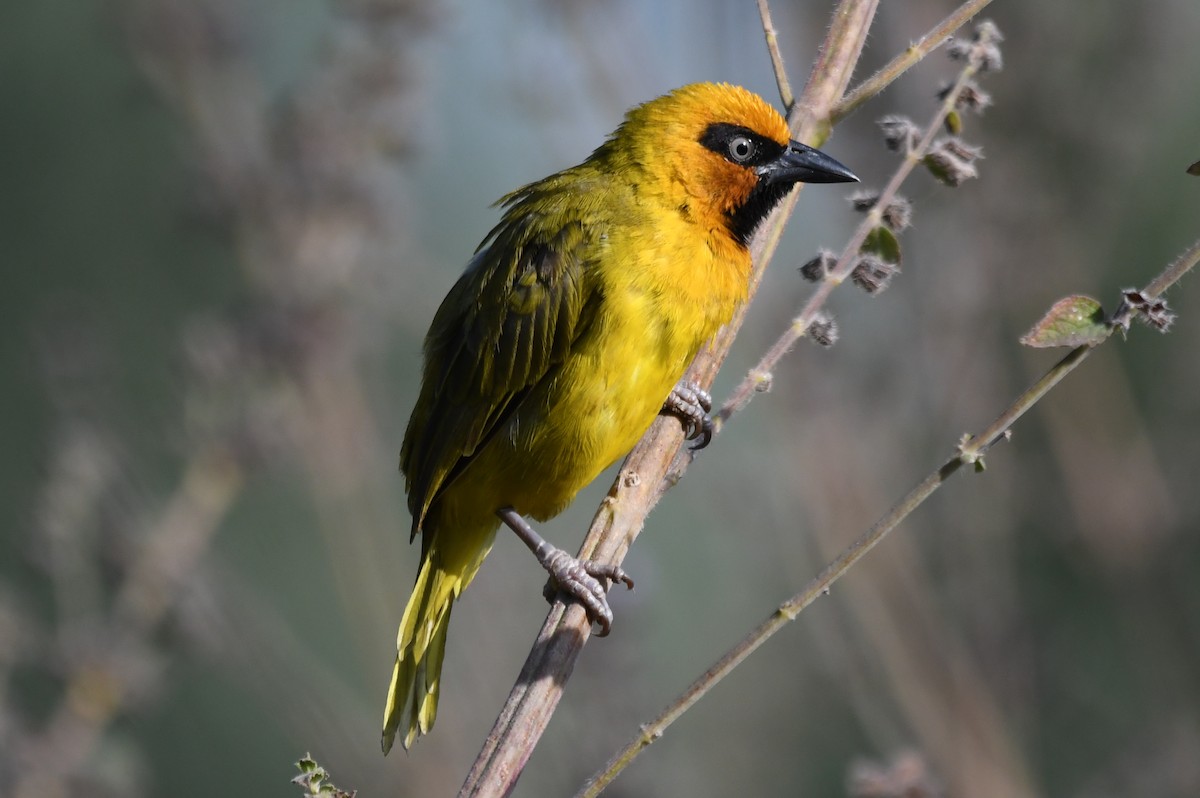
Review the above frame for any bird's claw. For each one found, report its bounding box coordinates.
[541,550,634,637]
[663,381,714,450]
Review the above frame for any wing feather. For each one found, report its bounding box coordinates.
[400,205,599,538]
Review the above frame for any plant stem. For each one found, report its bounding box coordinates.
[719,40,988,427]
[832,0,995,123]
[757,0,794,112]
[577,235,1200,795]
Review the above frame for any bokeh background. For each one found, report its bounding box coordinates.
[4,0,1200,796]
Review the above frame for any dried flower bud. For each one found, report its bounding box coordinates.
[800,249,836,282]
[940,137,983,163]
[851,254,899,295]
[924,139,979,186]
[880,196,913,232]
[938,80,992,113]
[849,193,913,233]
[878,115,919,153]
[807,312,838,347]
[974,42,1004,72]
[849,191,881,213]
[946,38,971,62]
[752,370,774,392]
[1121,288,1176,332]
[959,81,992,112]
[975,19,1005,43]
[948,20,1004,71]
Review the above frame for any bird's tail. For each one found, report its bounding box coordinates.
[382,522,497,753]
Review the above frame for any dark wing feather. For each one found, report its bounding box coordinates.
[400,206,598,539]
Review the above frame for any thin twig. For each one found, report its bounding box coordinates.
[457,2,880,795]
[832,0,995,123]
[1143,240,1199,298]
[756,0,794,112]
[577,236,1200,795]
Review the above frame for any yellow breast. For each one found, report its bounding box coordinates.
[491,209,749,520]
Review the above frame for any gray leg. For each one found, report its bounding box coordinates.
[497,507,634,636]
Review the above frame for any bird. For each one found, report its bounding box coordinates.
[383,82,857,753]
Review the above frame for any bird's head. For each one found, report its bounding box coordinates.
[604,82,858,245]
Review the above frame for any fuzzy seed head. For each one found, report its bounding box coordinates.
[946,38,971,61]
[938,80,992,114]
[807,312,839,347]
[881,196,913,232]
[947,20,1004,71]
[851,255,899,295]
[878,115,920,153]
[849,191,881,213]
[924,139,980,186]
[975,42,1004,72]
[800,249,836,282]
[849,192,912,233]
[1121,289,1176,332]
[975,20,1004,43]
[940,137,983,163]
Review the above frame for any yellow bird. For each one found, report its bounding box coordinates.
[383,82,856,753]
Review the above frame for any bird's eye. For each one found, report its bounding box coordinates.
[728,135,756,163]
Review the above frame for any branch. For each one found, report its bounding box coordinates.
[457,1,879,795]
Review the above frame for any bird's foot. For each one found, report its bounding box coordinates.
[539,549,633,637]
[498,507,634,637]
[662,380,714,449]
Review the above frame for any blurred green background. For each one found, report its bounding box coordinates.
[4,0,1200,796]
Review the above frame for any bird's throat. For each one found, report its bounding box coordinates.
[726,180,794,246]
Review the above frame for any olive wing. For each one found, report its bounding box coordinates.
[400,216,598,537]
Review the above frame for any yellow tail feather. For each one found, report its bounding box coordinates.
[381,522,498,753]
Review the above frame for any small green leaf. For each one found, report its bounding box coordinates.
[1188,159,1200,176]
[294,754,320,779]
[861,226,901,265]
[1020,295,1109,348]
[293,754,356,798]
[944,109,963,135]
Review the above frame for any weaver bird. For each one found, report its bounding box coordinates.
[384,82,856,752]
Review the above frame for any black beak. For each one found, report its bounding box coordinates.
[758,140,858,185]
